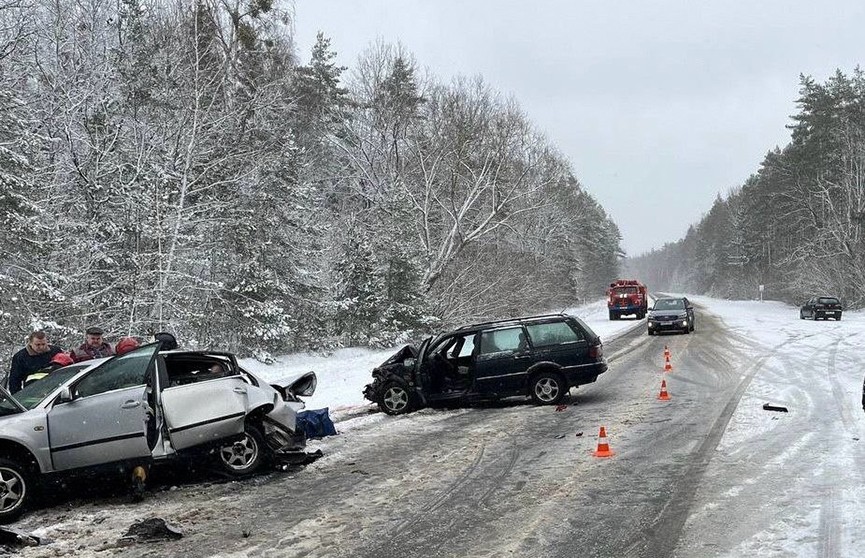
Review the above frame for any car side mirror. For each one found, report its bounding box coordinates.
[58,387,73,403]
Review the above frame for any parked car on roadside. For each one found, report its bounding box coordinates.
[0,343,316,522]
[800,296,843,320]
[363,313,608,415]
[647,297,695,335]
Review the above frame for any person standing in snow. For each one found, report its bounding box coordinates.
[8,330,63,393]
[71,326,115,362]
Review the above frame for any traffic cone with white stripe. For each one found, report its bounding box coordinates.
[592,426,614,458]
[663,345,671,359]
[663,353,673,372]
[658,379,671,401]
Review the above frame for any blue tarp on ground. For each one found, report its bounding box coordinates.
[296,408,338,439]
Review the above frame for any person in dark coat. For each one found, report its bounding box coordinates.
[71,326,115,362]
[153,331,177,351]
[8,331,63,393]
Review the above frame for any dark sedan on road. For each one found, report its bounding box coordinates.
[647,297,695,335]
[800,296,842,320]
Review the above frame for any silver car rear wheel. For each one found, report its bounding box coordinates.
[218,426,265,476]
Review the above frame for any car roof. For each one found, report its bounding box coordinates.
[452,313,571,332]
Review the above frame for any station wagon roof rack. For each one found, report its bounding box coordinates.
[455,313,569,332]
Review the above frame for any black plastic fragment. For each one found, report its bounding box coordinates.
[762,403,788,413]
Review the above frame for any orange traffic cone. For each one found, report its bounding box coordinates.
[658,379,671,400]
[663,345,671,359]
[663,354,673,372]
[592,426,614,458]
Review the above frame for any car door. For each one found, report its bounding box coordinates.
[158,357,248,451]
[48,343,159,471]
[473,326,533,395]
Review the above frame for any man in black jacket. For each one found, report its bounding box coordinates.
[8,331,63,393]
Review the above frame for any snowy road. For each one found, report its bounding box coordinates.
[13,298,865,557]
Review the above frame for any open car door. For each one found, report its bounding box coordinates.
[48,343,159,471]
[158,355,248,451]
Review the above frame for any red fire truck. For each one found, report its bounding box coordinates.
[606,279,648,320]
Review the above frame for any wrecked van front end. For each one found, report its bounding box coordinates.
[363,339,430,415]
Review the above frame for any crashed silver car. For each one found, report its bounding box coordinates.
[0,343,315,522]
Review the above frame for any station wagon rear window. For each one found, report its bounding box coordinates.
[526,321,583,347]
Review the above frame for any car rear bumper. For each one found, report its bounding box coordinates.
[816,311,842,319]
[562,361,607,387]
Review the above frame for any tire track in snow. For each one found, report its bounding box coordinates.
[358,431,521,558]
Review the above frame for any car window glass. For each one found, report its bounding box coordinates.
[448,335,475,358]
[75,344,159,398]
[655,299,684,310]
[818,297,839,304]
[479,327,522,354]
[526,321,582,347]
[0,392,22,417]
[13,365,88,409]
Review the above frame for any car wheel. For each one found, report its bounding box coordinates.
[530,372,567,405]
[800,311,805,320]
[647,329,653,336]
[0,458,31,524]
[378,382,415,415]
[218,425,266,477]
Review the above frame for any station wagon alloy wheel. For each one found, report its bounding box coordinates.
[380,383,413,415]
[531,373,566,405]
[0,459,28,522]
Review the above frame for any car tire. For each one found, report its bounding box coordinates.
[647,329,653,336]
[529,372,567,405]
[218,425,266,477]
[0,458,31,524]
[378,382,415,415]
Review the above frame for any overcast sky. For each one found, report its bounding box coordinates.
[292,1,865,256]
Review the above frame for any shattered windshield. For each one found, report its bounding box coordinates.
[0,387,26,416]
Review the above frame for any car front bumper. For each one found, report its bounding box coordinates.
[647,319,689,331]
